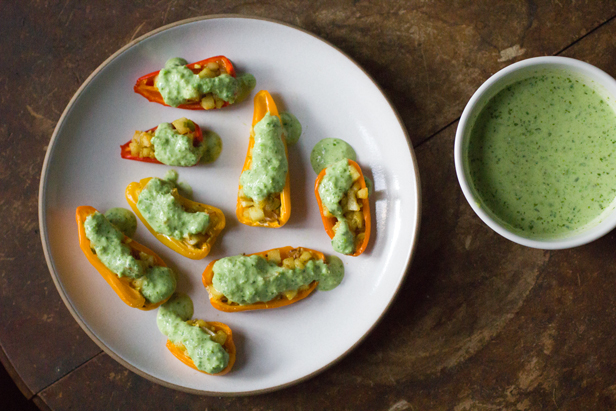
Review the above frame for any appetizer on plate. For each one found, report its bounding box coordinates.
[157,293,235,375]
[76,206,176,310]
[125,177,225,260]
[202,246,344,312]
[121,117,214,167]
[237,90,291,227]
[134,56,256,109]
[315,159,371,256]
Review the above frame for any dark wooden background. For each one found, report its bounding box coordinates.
[3,1,616,410]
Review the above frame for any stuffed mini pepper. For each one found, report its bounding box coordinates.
[134,56,255,110]
[315,159,371,256]
[121,117,214,166]
[76,206,176,310]
[157,293,235,375]
[125,177,225,260]
[236,90,291,227]
[202,246,344,312]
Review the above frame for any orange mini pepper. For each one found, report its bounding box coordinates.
[125,177,226,260]
[236,90,291,228]
[133,56,236,110]
[75,205,172,310]
[165,321,236,375]
[202,246,321,312]
[314,159,371,257]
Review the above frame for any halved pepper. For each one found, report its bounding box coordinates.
[236,90,291,227]
[202,246,321,312]
[133,56,236,110]
[125,177,226,259]
[75,205,172,310]
[315,159,371,257]
[166,321,236,376]
[120,120,203,164]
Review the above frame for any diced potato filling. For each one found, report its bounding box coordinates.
[180,205,216,250]
[197,61,228,110]
[171,117,196,134]
[187,319,228,346]
[241,193,282,223]
[322,167,368,250]
[129,118,195,159]
[129,130,156,159]
[273,248,316,300]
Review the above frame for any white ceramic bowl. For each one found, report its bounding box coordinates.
[455,56,616,249]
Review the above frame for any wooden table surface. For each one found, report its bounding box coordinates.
[3,1,616,409]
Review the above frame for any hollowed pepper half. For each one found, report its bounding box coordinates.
[120,119,203,164]
[125,177,225,259]
[133,56,236,110]
[166,321,236,376]
[236,90,291,227]
[76,205,172,310]
[202,246,322,312]
[315,159,371,256]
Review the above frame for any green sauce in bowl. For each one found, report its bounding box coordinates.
[468,71,616,238]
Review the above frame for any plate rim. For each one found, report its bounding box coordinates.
[38,14,422,396]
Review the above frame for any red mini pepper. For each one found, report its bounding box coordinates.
[133,56,236,110]
[120,121,203,164]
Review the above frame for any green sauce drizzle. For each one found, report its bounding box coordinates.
[212,254,344,305]
[151,123,206,167]
[157,293,229,373]
[136,178,209,240]
[155,57,256,108]
[239,112,288,202]
[103,207,137,238]
[318,159,356,254]
[310,138,357,174]
[84,211,175,303]
[280,112,302,145]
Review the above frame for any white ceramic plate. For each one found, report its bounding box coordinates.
[39,16,421,395]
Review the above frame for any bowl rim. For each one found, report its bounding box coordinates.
[454,56,616,250]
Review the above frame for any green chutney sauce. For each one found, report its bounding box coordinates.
[151,122,206,167]
[84,211,175,303]
[137,178,209,239]
[280,112,302,145]
[157,293,229,373]
[318,159,356,254]
[156,57,256,108]
[103,207,137,238]
[310,138,356,174]
[211,254,344,305]
[468,71,616,237]
[239,112,288,202]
